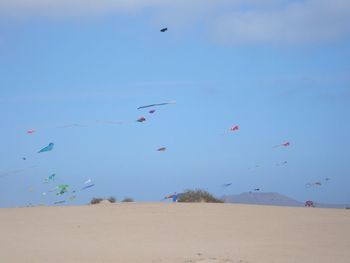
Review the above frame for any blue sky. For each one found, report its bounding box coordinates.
[0,0,350,207]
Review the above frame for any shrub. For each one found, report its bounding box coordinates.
[177,189,223,203]
[122,197,134,202]
[107,196,117,203]
[90,197,104,205]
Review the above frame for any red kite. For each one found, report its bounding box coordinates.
[27,129,36,134]
[230,125,239,132]
[137,116,146,123]
[274,141,290,148]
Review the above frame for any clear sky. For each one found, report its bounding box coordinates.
[1,0,350,207]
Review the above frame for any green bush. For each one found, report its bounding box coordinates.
[178,189,223,203]
[107,196,117,203]
[122,197,134,202]
[90,197,104,205]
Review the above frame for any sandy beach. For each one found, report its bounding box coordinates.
[0,203,349,263]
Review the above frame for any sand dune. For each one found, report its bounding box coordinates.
[0,203,349,263]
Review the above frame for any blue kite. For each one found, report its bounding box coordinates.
[137,100,176,110]
[81,184,95,191]
[38,143,54,153]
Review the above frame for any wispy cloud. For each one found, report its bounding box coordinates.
[0,80,191,103]
[211,0,350,45]
[0,0,228,17]
[0,0,349,45]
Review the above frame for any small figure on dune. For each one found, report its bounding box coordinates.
[305,200,315,207]
[164,192,178,202]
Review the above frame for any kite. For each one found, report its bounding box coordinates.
[38,143,54,153]
[84,178,92,184]
[253,188,260,191]
[230,125,239,132]
[325,177,330,181]
[222,183,232,187]
[305,181,322,188]
[276,161,288,166]
[149,110,156,114]
[81,184,95,191]
[137,116,146,123]
[44,173,56,183]
[221,124,239,135]
[22,157,26,161]
[160,28,168,32]
[56,184,69,195]
[157,147,167,152]
[273,141,290,148]
[137,100,176,110]
[27,129,36,134]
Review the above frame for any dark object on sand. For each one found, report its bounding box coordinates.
[305,200,315,207]
[108,196,117,203]
[122,197,134,202]
[90,197,103,205]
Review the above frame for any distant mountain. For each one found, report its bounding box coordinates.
[312,203,350,209]
[222,192,350,209]
[222,192,304,206]
[222,192,304,207]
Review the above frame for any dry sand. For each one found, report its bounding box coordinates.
[0,203,349,263]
